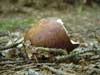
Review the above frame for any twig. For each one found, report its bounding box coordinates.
[34,47,67,55]
[0,37,24,51]
[43,65,75,75]
[60,63,100,73]
[55,49,100,63]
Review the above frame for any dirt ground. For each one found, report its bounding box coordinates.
[0,6,100,75]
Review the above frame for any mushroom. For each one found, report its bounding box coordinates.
[25,18,79,53]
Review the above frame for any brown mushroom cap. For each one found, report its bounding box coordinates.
[25,18,79,53]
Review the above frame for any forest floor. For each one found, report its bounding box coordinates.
[0,7,100,75]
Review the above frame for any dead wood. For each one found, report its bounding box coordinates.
[0,37,24,51]
[55,49,100,63]
[43,65,75,75]
[34,47,67,55]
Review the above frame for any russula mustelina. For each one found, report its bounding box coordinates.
[25,18,79,53]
